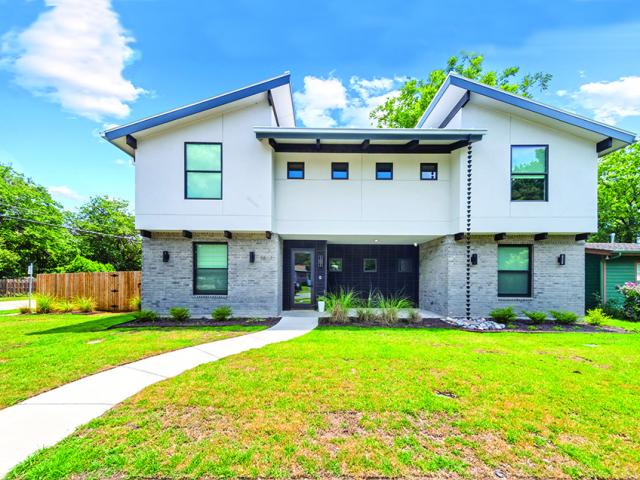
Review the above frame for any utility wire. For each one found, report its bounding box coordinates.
[0,214,139,240]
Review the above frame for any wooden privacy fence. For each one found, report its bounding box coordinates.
[0,277,34,296]
[36,271,141,311]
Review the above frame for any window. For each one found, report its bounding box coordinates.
[398,258,413,273]
[287,162,304,179]
[185,143,222,199]
[194,243,228,295]
[497,245,532,297]
[331,162,349,180]
[511,145,548,201]
[376,163,393,180]
[328,258,343,272]
[363,258,377,272]
[420,163,438,181]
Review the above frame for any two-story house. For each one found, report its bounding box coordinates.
[102,72,636,317]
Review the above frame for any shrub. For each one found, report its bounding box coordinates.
[129,296,141,311]
[34,294,55,314]
[408,309,422,323]
[133,309,158,321]
[549,310,579,325]
[356,308,374,323]
[169,307,190,321]
[522,310,547,325]
[618,282,640,321]
[212,305,233,321]
[584,307,610,326]
[56,255,115,273]
[75,297,96,313]
[19,306,33,314]
[55,300,75,313]
[489,306,517,322]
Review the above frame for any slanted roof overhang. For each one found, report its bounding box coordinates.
[255,127,485,154]
[416,73,637,156]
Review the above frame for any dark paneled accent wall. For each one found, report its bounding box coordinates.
[326,244,419,303]
[282,240,327,310]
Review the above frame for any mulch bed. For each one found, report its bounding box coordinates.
[109,317,281,329]
[319,317,456,329]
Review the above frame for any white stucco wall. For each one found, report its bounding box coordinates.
[134,101,273,231]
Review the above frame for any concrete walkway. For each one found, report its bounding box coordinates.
[0,315,317,477]
[0,299,29,311]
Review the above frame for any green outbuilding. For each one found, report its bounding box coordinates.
[585,243,640,310]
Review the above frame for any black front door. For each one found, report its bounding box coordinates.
[291,249,315,309]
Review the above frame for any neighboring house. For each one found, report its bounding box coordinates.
[585,243,640,309]
[102,72,636,317]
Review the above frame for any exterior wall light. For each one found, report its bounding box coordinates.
[557,254,566,265]
[162,251,170,263]
[471,253,478,265]
[249,251,255,263]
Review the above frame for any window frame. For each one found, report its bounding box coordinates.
[497,244,533,298]
[331,162,349,180]
[375,162,393,180]
[420,163,438,181]
[184,142,223,200]
[287,162,305,179]
[363,258,378,273]
[510,145,549,202]
[193,242,229,295]
[328,258,343,272]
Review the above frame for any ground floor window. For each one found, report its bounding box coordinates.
[363,258,377,272]
[194,243,228,295]
[497,245,532,297]
[329,258,342,272]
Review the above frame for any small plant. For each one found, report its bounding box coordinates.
[489,306,517,322]
[522,310,547,325]
[356,308,374,323]
[584,308,610,326]
[169,306,190,321]
[552,325,564,331]
[380,306,399,324]
[19,306,33,314]
[249,317,267,323]
[133,309,158,321]
[212,305,233,321]
[34,294,55,314]
[75,297,97,313]
[549,310,579,325]
[55,299,75,313]
[376,293,413,309]
[527,325,537,331]
[129,296,142,311]
[331,304,349,323]
[408,309,422,323]
[506,322,516,329]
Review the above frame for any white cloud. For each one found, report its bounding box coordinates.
[556,89,568,97]
[48,185,85,201]
[573,76,640,124]
[293,75,404,128]
[1,0,145,121]
[114,158,131,166]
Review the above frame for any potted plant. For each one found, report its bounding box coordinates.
[317,297,326,313]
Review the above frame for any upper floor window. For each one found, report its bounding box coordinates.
[287,162,305,179]
[420,163,438,181]
[498,245,532,297]
[331,162,349,180]
[185,143,222,199]
[511,145,548,201]
[376,163,393,180]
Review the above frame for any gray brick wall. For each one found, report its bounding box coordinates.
[142,232,281,317]
[420,235,585,317]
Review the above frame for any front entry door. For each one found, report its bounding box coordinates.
[291,249,315,309]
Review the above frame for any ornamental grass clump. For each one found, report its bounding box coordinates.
[34,294,55,314]
[75,297,97,313]
[54,300,75,313]
[129,296,142,312]
[407,309,422,323]
[356,308,374,323]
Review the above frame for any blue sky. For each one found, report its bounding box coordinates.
[1,0,639,210]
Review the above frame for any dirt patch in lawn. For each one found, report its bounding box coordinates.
[319,317,456,329]
[109,317,280,329]
[502,320,628,333]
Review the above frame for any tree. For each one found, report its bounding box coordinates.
[0,164,78,277]
[56,255,115,273]
[591,144,640,243]
[371,52,552,128]
[72,196,141,271]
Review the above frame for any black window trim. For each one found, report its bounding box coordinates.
[331,162,349,180]
[184,142,223,200]
[497,244,533,298]
[420,162,438,181]
[287,161,305,179]
[375,162,393,180]
[193,242,229,295]
[510,144,549,202]
[328,257,343,272]
[363,258,378,273]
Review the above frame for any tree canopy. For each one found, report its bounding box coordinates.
[371,53,552,128]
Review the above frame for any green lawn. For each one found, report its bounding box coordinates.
[0,295,28,302]
[0,312,265,408]
[9,324,640,479]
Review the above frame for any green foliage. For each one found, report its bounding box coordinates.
[356,308,374,323]
[584,308,611,326]
[169,307,190,321]
[323,288,360,312]
[591,144,640,243]
[55,300,75,313]
[74,297,97,313]
[134,310,158,321]
[408,309,422,323]
[212,305,233,321]
[375,293,413,309]
[522,310,547,324]
[489,306,517,322]
[549,310,579,325]
[380,306,399,324]
[371,52,552,128]
[618,283,640,321]
[71,196,141,271]
[34,294,55,314]
[56,255,115,273]
[19,306,32,314]
[129,296,141,312]
[331,303,349,323]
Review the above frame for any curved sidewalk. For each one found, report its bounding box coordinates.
[0,315,317,477]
